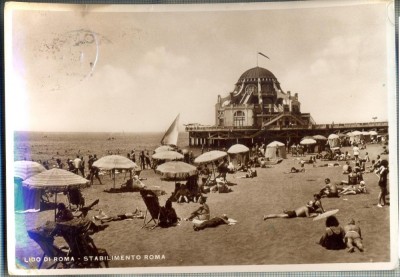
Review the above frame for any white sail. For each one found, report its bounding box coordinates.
[161,114,180,146]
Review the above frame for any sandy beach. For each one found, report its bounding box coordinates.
[12,143,391,271]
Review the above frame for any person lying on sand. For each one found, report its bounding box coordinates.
[95,208,144,223]
[185,196,210,221]
[284,167,305,173]
[339,181,367,195]
[310,194,324,214]
[54,203,108,234]
[193,214,230,231]
[263,201,318,220]
[234,168,257,178]
[343,219,364,252]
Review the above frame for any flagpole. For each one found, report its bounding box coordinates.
[256,51,258,67]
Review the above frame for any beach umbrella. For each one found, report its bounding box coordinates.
[22,168,89,220]
[93,155,140,188]
[369,130,378,136]
[337,133,347,138]
[14,161,46,180]
[154,145,175,153]
[227,144,249,154]
[152,151,184,161]
[194,150,227,164]
[300,138,317,145]
[156,161,197,181]
[301,136,314,141]
[93,155,139,171]
[352,131,362,136]
[362,131,370,136]
[328,134,339,139]
[267,141,285,147]
[313,135,327,140]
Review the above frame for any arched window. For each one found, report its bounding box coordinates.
[234,111,245,127]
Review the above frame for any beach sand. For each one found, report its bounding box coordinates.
[12,144,391,270]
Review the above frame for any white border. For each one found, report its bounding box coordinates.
[5,1,398,275]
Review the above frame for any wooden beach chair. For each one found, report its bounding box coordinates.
[27,222,69,269]
[140,189,161,230]
[56,218,110,268]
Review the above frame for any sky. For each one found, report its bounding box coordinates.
[6,1,394,132]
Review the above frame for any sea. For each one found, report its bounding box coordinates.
[13,131,194,166]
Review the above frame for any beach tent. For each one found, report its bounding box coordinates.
[369,130,378,141]
[361,131,371,143]
[327,134,340,149]
[265,141,287,160]
[352,131,363,144]
[346,132,355,144]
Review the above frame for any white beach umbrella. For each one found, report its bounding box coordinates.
[328,134,339,139]
[152,151,184,161]
[369,130,378,136]
[267,141,285,147]
[300,138,317,145]
[194,150,227,164]
[227,144,250,154]
[312,135,327,140]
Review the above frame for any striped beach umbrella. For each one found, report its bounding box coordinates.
[14,161,46,180]
[194,150,227,164]
[156,161,197,181]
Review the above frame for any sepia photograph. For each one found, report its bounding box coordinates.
[4,0,397,274]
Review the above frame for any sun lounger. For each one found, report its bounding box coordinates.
[140,189,162,230]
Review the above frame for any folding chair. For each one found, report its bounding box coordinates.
[140,189,161,230]
[27,222,70,269]
[66,188,85,211]
[56,218,110,268]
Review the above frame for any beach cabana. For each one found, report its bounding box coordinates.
[369,130,378,142]
[327,134,340,149]
[265,141,287,160]
[361,131,371,143]
[346,132,355,144]
[227,144,249,166]
[352,131,363,144]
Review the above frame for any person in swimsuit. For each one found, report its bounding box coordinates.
[319,215,346,250]
[185,196,210,221]
[343,219,364,252]
[263,201,318,220]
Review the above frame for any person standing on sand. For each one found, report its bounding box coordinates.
[79,156,85,177]
[145,151,152,168]
[140,151,146,170]
[73,155,81,175]
[343,219,364,252]
[376,159,389,208]
[263,201,318,220]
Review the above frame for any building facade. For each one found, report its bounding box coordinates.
[215,67,315,129]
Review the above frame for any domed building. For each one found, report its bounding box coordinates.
[215,66,315,128]
[186,66,386,148]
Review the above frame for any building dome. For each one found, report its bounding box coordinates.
[237,67,277,83]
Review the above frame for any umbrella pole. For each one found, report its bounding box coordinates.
[54,192,57,221]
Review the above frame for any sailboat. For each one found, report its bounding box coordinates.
[160,114,180,147]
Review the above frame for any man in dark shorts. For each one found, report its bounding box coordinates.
[263,201,317,220]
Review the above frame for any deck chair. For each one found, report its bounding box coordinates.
[56,218,110,268]
[66,188,85,211]
[27,222,70,269]
[140,189,161,230]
